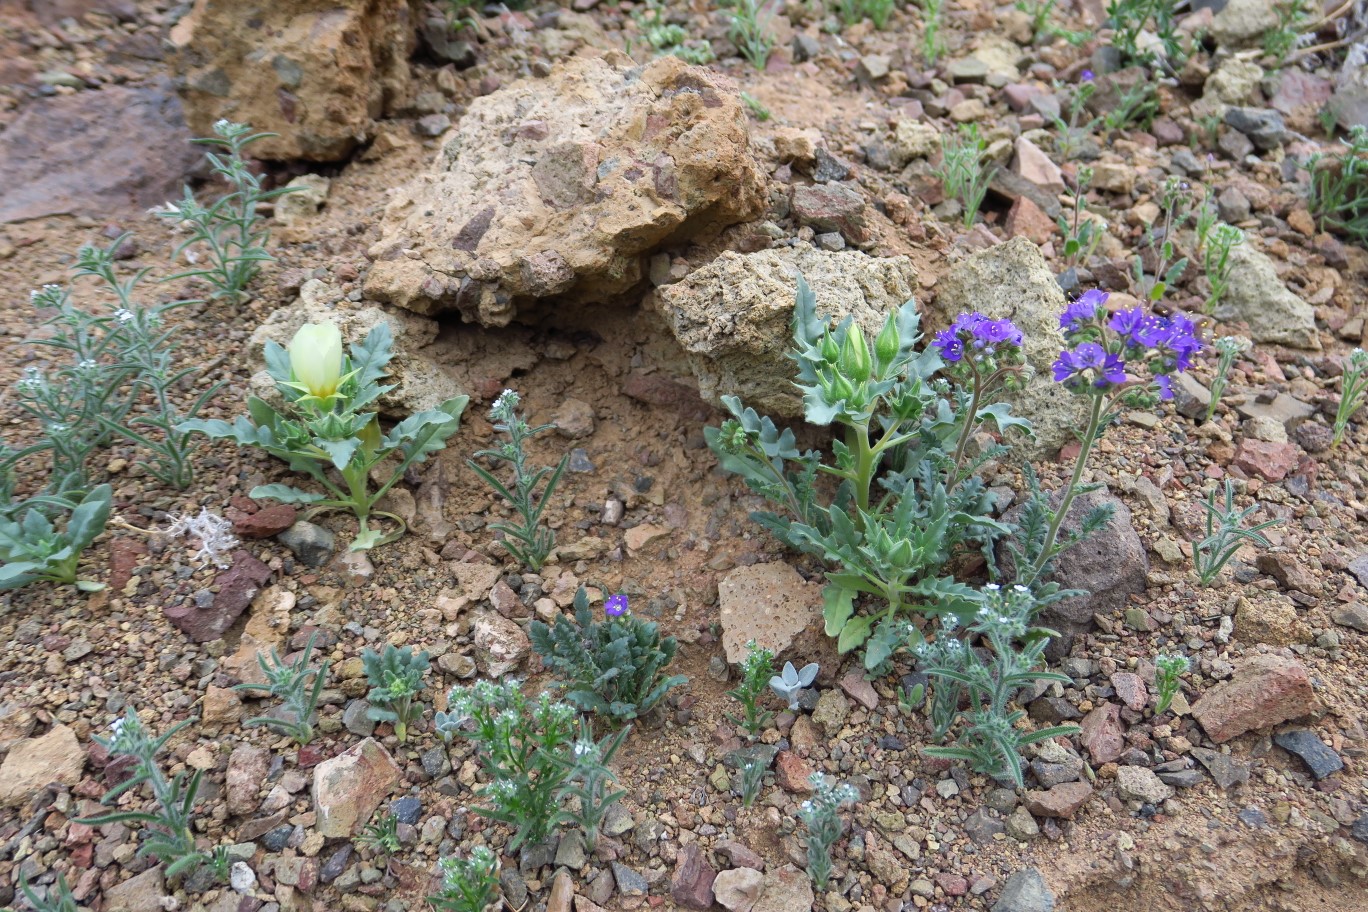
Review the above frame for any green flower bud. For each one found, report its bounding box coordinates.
[841,329,872,383]
[820,330,840,364]
[874,312,899,371]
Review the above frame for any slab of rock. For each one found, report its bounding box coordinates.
[1116,765,1174,804]
[1191,746,1251,789]
[1079,702,1125,764]
[0,81,200,223]
[227,744,270,816]
[365,55,765,326]
[932,238,1090,458]
[750,865,814,912]
[168,0,417,161]
[992,868,1055,912]
[671,843,717,909]
[165,550,272,642]
[1232,439,1302,482]
[1213,245,1319,350]
[472,612,530,677]
[1330,43,1368,131]
[1022,781,1092,818]
[718,562,823,664]
[713,867,764,912]
[1273,729,1344,779]
[1331,602,1368,632]
[1192,654,1316,743]
[652,244,917,416]
[313,738,401,838]
[250,298,466,418]
[103,866,167,912]
[0,724,84,806]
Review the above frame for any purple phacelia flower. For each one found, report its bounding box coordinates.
[1060,289,1110,334]
[1053,342,1126,389]
[1081,69,1095,82]
[605,594,629,618]
[935,312,1023,363]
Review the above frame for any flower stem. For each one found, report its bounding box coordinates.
[1027,394,1105,582]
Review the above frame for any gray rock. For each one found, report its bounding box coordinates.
[390,795,422,825]
[1224,107,1286,150]
[415,114,452,137]
[472,612,530,677]
[1353,813,1368,843]
[103,867,167,912]
[1331,602,1368,632]
[963,808,1005,843]
[278,521,336,568]
[1346,553,1368,589]
[320,845,353,884]
[1116,765,1174,804]
[554,830,587,868]
[343,700,377,737]
[651,244,916,418]
[1190,746,1251,789]
[1212,245,1319,350]
[1273,729,1344,779]
[932,237,1090,459]
[500,869,529,910]
[1210,0,1278,48]
[1330,43,1368,130]
[992,868,1055,912]
[612,862,649,896]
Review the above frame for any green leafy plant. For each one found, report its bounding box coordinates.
[1193,479,1282,586]
[80,711,222,883]
[1153,653,1189,715]
[1193,197,1219,254]
[555,721,629,852]
[363,644,430,743]
[1132,177,1192,302]
[1047,79,1103,159]
[917,0,945,64]
[0,484,111,591]
[633,1,715,63]
[708,284,1029,670]
[768,660,818,711]
[1057,166,1107,267]
[1102,80,1159,132]
[182,320,468,550]
[18,871,81,912]
[919,584,1080,787]
[797,774,857,890]
[1016,0,1087,43]
[1204,335,1245,424]
[529,588,686,725]
[722,0,775,70]
[1202,223,1245,313]
[742,92,772,121]
[727,641,776,736]
[1105,0,1184,69]
[936,124,997,228]
[233,632,329,745]
[467,389,566,572]
[429,846,500,912]
[1305,124,1368,243]
[357,812,402,855]
[833,0,896,29]
[1334,348,1368,446]
[737,756,766,808]
[436,679,576,851]
[1263,0,1310,65]
[155,120,295,304]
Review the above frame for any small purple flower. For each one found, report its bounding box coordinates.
[1154,374,1174,400]
[1081,69,1095,82]
[1060,289,1110,334]
[605,594,629,618]
[935,312,1022,363]
[975,318,1023,347]
[1053,342,1126,389]
[933,326,965,362]
[1108,307,1148,342]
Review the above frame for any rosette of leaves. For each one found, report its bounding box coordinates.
[181,321,468,550]
[362,644,429,743]
[529,586,686,725]
[707,280,1024,670]
[0,484,112,591]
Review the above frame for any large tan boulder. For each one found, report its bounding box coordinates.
[364,54,767,326]
[169,0,419,161]
[651,244,918,417]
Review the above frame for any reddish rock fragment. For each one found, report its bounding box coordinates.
[231,503,298,539]
[774,751,814,793]
[1192,654,1316,743]
[1233,440,1301,482]
[1023,781,1093,818]
[671,843,716,910]
[164,550,272,643]
[1079,702,1125,764]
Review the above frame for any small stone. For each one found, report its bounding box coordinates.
[1080,703,1124,764]
[0,724,84,807]
[552,398,596,439]
[1005,806,1040,841]
[1023,781,1092,819]
[612,863,648,897]
[1110,672,1148,711]
[992,868,1055,912]
[1273,729,1344,779]
[1191,747,1251,789]
[1116,766,1174,804]
[313,738,402,838]
[750,865,814,912]
[713,867,764,912]
[1331,603,1368,632]
[838,671,878,709]
[670,843,717,909]
[416,113,452,137]
[278,522,335,568]
[472,612,530,677]
[233,503,298,539]
[1233,439,1301,482]
[1192,654,1316,743]
[547,869,575,912]
[774,751,814,793]
[811,689,850,735]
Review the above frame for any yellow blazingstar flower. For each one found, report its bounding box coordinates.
[288,322,345,400]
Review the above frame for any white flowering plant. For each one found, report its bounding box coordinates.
[554,721,629,851]
[182,319,468,550]
[918,584,1079,787]
[429,846,500,912]
[435,679,577,851]
[797,773,858,890]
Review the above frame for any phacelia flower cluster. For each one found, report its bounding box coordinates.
[933,312,1024,370]
[1053,289,1203,400]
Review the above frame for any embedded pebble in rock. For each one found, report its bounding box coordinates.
[1192,654,1316,743]
[313,738,402,838]
[713,867,764,912]
[1023,781,1093,819]
[1116,766,1175,804]
[718,562,824,663]
[0,724,83,807]
[1273,730,1345,779]
[552,397,596,439]
[472,612,530,676]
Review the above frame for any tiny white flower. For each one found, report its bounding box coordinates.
[115,308,134,323]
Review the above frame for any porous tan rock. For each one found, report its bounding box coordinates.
[365,54,766,325]
[931,237,1090,458]
[169,0,419,161]
[651,244,917,416]
[0,724,83,806]
[1213,245,1320,350]
[718,562,823,664]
